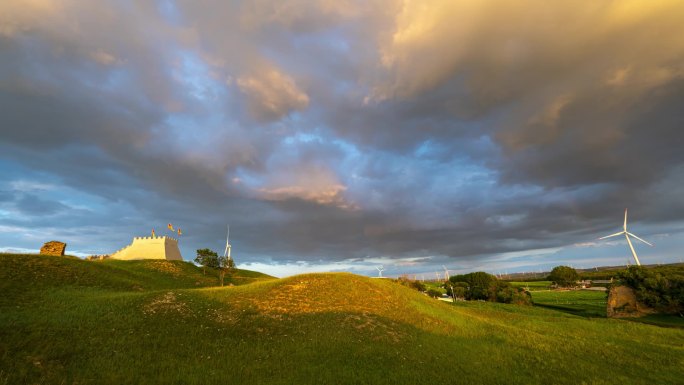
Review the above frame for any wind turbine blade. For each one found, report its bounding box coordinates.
[627,232,653,246]
[624,208,628,231]
[625,233,641,266]
[599,231,624,240]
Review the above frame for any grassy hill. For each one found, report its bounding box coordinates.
[1,254,683,385]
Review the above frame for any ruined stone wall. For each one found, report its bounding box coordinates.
[40,241,66,256]
[606,285,653,318]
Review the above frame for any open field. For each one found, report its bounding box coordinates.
[531,290,608,318]
[1,254,683,385]
[508,281,552,291]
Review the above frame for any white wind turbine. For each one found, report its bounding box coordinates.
[376,265,385,278]
[442,265,450,282]
[224,225,232,262]
[598,209,653,266]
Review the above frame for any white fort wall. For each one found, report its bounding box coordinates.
[110,236,183,261]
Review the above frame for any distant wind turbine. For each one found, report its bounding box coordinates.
[442,265,450,282]
[224,225,232,262]
[376,265,385,278]
[599,209,653,266]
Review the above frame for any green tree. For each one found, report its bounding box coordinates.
[195,248,219,275]
[217,255,236,287]
[447,272,530,305]
[445,282,468,299]
[450,272,497,300]
[426,288,442,298]
[548,266,579,287]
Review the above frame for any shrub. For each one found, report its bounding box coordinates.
[426,289,442,298]
[447,272,531,305]
[617,266,684,314]
[394,277,426,292]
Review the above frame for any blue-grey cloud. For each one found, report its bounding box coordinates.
[1,0,683,276]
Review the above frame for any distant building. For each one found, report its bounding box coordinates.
[110,235,183,261]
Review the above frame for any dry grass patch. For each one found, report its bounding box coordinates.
[142,291,192,317]
[141,261,185,276]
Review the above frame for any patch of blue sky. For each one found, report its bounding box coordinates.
[282,132,324,145]
[333,138,362,159]
[161,107,242,152]
[233,167,266,190]
[173,49,225,102]
[414,139,450,159]
[93,67,131,94]
[163,113,209,141]
[0,158,43,182]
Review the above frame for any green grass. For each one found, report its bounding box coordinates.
[1,254,683,385]
[627,314,684,328]
[531,290,607,318]
[422,280,447,294]
[509,281,552,291]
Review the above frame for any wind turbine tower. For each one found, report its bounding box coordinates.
[442,265,450,282]
[224,225,232,262]
[599,209,653,266]
[376,265,385,278]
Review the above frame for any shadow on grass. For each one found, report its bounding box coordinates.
[625,314,684,329]
[532,303,606,318]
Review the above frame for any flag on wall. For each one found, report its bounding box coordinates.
[177,228,182,236]
[168,223,174,231]
[151,229,156,237]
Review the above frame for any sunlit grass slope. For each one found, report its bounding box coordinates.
[1,254,683,385]
[0,253,273,305]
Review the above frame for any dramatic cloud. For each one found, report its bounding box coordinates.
[1,0,683,277]
[236,66,309,120]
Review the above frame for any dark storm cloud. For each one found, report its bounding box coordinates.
[14,193,69,216]
[1,0,684,274]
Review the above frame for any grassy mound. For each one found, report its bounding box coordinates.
[0,254,273,304]
[1,255,683,384]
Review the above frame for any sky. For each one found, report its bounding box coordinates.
[1,0,684,278]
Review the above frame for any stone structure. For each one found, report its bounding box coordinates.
[40,241,67,256]
[110,236,183,261]
[606,285,653,318]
